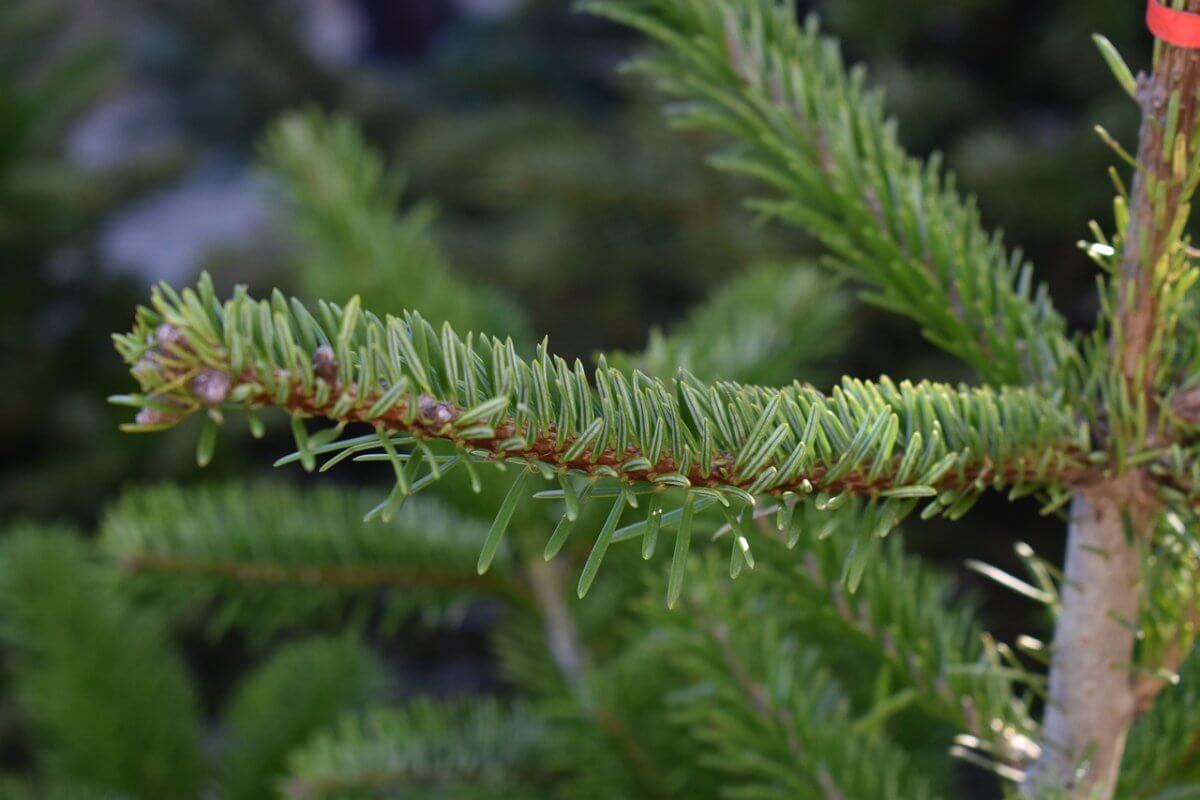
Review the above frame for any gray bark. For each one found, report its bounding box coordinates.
[1023,486,1151,799]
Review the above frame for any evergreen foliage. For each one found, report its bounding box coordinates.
[646,562,939,799]
[477,500,1043,797]
[587,0,1078,389]
[101,483,515,638]
[89,0,1200,796]
[111,274,1094,603]
[263,112,527,338]
[284,699,546,799]
[221,637,384,800]
[609,263,850,386]
[0,527,204,799]
[1119,646,1200,797]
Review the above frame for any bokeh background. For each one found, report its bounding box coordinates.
[1,0,1159,790]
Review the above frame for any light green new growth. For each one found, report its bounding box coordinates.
[112,273,1093,601]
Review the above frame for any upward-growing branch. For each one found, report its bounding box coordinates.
[588,0,1077,387]
[1116,10,1200,407]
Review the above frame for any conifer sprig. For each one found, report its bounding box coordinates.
[93,1,1200,795]
[101,483,524,638]
[114,276,1094,594]
[263,111,528,339]
[608,263,850,386]
[1118,645,1200,797]
[753,515,1037,753]
[222,637,383,800]
[645,517,1042,780]
[643,552,941,798]
[586,0,1078,388]
[0,528,204,799]
[284,700,546,799]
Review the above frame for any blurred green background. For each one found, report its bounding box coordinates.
[0,0,1156,788]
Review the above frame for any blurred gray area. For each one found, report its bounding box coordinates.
[70,0,528,284]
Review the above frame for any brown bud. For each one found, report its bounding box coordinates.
[155,323,187,351]
[1172,386,1200,426]
[132,356,161,383]
[863,186,884,224]
[312,345,338,384]
[191,368,231,406]
[817,131,835,175]
[418,394,455,426]
[136,406,180,426]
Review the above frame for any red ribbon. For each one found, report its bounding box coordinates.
[1148,0,1200,48]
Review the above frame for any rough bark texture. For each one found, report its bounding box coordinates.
[1024,482,1151,797]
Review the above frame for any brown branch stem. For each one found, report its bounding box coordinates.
[254,377,1097,500]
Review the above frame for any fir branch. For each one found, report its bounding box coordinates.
[0,527,204,800]
[283,699,547,799]
[115,276,1092,507]
[1128,510,1200,712]
[608,262,850,386]
[494,502,1035,796]
[263,110,528,337]
[100,483,526,639]
[112,277,1095,597]
[0,778,126,800]
[222,637,384,800]
[744,506,1040,769]
[585,0,1077,387]
[1119,645,1200,797]
[644,552,939,799]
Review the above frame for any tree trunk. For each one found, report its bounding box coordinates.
[1023,8,1200,796]
[1023,481,1154,798]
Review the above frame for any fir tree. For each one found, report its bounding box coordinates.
[97,1,1200,798]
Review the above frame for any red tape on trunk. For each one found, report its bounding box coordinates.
[1148,0,1200,48]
